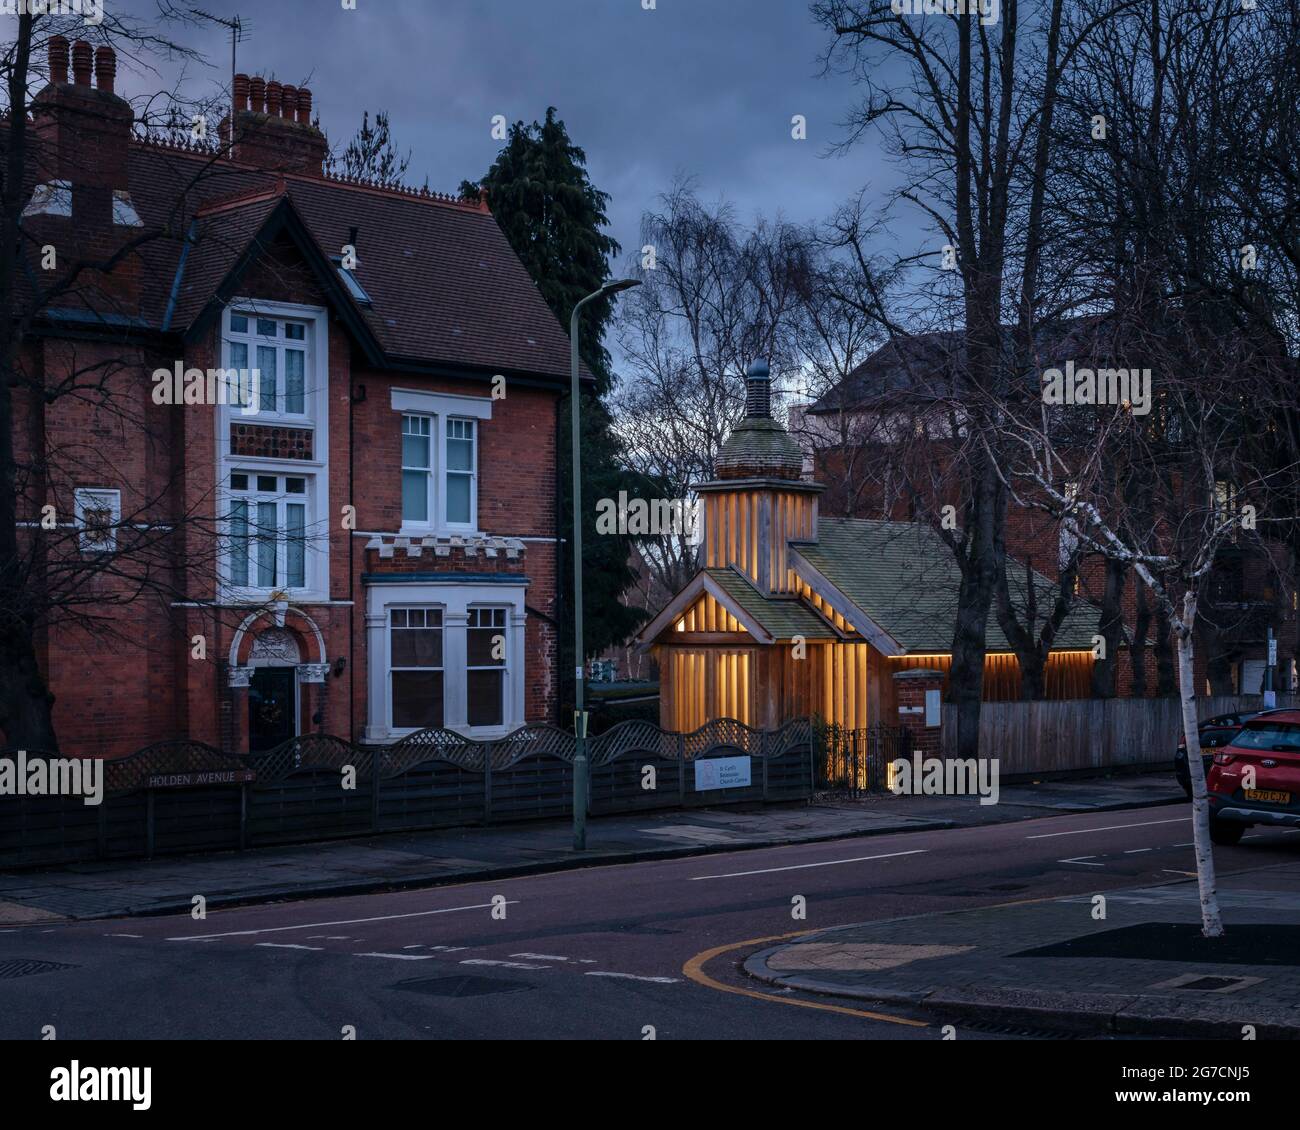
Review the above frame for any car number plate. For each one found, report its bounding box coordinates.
[1244,789,1291,804]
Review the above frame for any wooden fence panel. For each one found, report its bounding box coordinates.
[941,694,1300,773]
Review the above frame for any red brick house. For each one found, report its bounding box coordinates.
[14,40,578,756]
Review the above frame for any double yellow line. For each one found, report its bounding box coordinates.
[681,930,928,1028]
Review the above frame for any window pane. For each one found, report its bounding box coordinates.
[402,470,428,523]
[286,503,305,588]
[446,421,473,471]
[286,477,305,494]
[256,501,277,587]
[392,671,444,729]
[257,345,277,412]
[230,501,248,586]
[285,349,305,414]
[257,475,277,493]
[467,670,503,727]
[402,433,430,468]
[257,318,277,337]
[391,626,442,668]
[468,625,505,666]
[231,473,248,491]
[230,314,248,333]
[446,473,471,524]
[285,323,306,340]
[229,340,248,369]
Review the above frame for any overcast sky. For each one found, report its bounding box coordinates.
[106,0,897,274]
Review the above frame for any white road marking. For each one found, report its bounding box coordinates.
[585,971,679,984]
[459,958,547,970]
[256,943,323,951]
[1026,817,1186,840]
[1059,856,1104,866]
[1162,869,1198,876]
[403,945,425,950]
[689,849,927,880]
[1124,848,1152,854]
[511,952,573,961]
[104,933,143,938]
[356,952,436,961]
[167,900,517,941]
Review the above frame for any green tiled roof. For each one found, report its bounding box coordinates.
[704,567,838,640]
[793,518,1100,653]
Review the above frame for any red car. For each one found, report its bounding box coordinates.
[1206,709,1300,845]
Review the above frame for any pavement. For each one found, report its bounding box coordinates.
[0,772,1183,925]
[746,860,1300,1038]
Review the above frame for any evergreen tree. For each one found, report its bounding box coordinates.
[462,109,645,706]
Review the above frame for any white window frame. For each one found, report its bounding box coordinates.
[74,488,120,554]
[225,471,314,594]
[223,309,313,423]
[364,580,526,741]
[216,300,330,603]
[387,605,446,732]
[391,388,491,536]
[466,605,508,729]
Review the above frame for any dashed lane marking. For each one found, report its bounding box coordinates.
[585,971,679,984]
[689,849,926,880]
[1026,817,1186,840]
[356,952,436,961]
[682,932,928,1028]
[256,943,324,951]
[1058,856,1104,866]
[460,958,548,970]
[166,900,517,941]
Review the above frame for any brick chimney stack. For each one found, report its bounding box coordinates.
[32,39,133,194]
[221,72,328,174]
[29,39,141,311]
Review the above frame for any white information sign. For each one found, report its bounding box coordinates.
[694,755,752,791]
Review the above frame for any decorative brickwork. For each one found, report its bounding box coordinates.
[231,423,314,460]
[892,668,945,759]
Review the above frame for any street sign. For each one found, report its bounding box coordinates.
[146,770,255,789]
[694,755,751,791]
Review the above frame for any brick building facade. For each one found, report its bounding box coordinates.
[14,40,577,756]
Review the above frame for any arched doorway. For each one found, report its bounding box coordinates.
[247,628,301,752]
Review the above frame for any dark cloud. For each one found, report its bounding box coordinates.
[110,0,891,269]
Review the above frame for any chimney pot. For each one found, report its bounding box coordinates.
[71,40,92,86]
[49,36,69,84]
[281,85,298,119]
[94,46,116,94]
[248,76,265,114]
[233,73,249,113]
[265,81,282,118]
[296,88,313,125]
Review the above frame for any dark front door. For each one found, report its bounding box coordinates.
[249,667,297,752]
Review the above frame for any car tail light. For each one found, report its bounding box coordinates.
[1213,752,1235,765]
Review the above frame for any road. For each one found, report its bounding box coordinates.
[1,804,1296,1040]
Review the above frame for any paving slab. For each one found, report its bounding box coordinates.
[746,861,1300,1038]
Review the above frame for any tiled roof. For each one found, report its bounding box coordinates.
[792,518,1100,652]
[92,142,583,384]
[704,567,838,640]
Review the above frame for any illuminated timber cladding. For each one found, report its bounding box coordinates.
[636,361,1099,733]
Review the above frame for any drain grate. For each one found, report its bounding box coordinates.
[1177,976,1246,992]
[954,1017,1084,1040]
[0,959,76,981]
[390,975,533,998]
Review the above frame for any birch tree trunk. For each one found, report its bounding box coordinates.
[1174,590,1224,938]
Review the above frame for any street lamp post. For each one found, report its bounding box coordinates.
[570,278,641,851]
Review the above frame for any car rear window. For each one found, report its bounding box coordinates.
[1233,723,1300,752]
[1200,728,1238,748]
